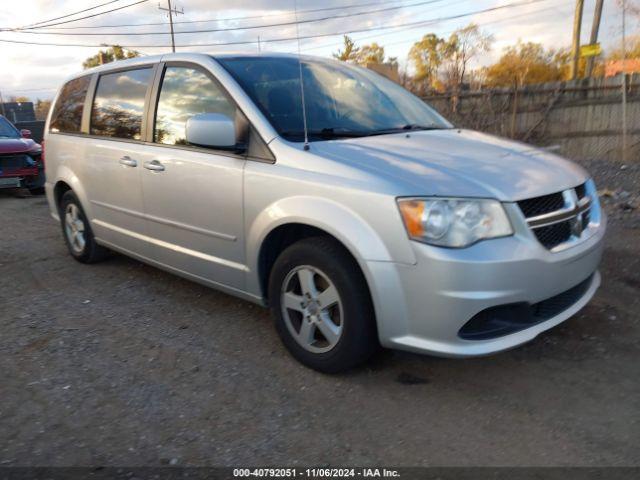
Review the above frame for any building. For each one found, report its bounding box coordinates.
[0,102,36,123]
[605,59,640,77]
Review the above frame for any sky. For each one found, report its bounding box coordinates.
[0,0,634,101]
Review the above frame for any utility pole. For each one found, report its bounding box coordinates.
[585,0,604,78]
[621,0,628,164]
[158,0,184,53]
[0,88,6,117]
[570,0,585,80]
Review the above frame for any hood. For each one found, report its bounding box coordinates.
[311,129,589,202]
[0,138,39,155]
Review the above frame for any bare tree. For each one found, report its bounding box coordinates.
[441,24,494,90]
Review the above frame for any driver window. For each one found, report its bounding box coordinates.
[154,66,236,146]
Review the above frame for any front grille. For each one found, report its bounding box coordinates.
[533,222,572,250]
[518,192,565,217]
[459,274,595,340]
[0,154,32,170]
[582,209,591,229]
[518,183,592,251]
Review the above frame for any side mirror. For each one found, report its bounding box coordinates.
[185,113,243,152]
[20,129,31,139]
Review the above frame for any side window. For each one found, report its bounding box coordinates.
[154,66,236,146]
[90,68,153,140]
[50,75,91,134]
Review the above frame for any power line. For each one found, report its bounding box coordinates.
[303,0,470,52]
[0,0,150,32]
[8,0,449,36]
[3,87,57,92]
[304,0,567,52]
[17,0,124,29]
[1,0,574,96]
[13,0,404,31]
[0,0,556,49]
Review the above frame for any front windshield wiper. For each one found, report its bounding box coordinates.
[281,128,372,140]
[402,124,447,131]
[281,124,451,141]
[354,124,452,137]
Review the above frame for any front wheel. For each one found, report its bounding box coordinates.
[269,237,378,373]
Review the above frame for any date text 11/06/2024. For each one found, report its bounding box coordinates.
[232,468,401,478]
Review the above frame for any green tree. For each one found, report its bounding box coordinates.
[409,33,445,91]
[607,35,640,60]
[333,35,360,62]
[82,45,140,70]
[35,99,52,121]
[356,42,386,65]
[485,41,564,87]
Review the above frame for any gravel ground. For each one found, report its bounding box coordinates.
[0,163,639,467]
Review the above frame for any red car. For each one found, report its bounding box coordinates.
[0,114,44,193]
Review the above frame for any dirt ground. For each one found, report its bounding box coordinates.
[0,162,639,467]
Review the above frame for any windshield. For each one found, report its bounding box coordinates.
[218,56,452,141]
[0,116,20,138]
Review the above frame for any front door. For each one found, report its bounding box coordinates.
[140,64,246,290]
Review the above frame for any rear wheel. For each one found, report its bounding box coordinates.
[60,191,109,263]
[269,236,378,373]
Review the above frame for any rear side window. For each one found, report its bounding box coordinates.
[154,66,236,146]
[91,68,153,140]
[50,75,91,134]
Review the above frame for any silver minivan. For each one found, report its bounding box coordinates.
[45,53,606,372]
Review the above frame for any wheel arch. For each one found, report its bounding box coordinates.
[247,196,395,303]
[257,223,349,304]
[51,166,92,219]
[53,180,72,211]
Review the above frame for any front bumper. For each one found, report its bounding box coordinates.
[367,203,606,357]
[0,152,40,188]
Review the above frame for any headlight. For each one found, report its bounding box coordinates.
[397,197,513,248]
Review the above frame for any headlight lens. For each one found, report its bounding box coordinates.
[397,198,513,248]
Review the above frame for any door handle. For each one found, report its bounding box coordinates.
[144,160,165,172]
[119,156,137,167]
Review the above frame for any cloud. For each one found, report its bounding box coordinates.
[0,0,412,97]
[0,0,630,99]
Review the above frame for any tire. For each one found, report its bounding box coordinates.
[59,190,109,263]
[269,236,378,373]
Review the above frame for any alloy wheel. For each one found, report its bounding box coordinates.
[281,265,343,354]
[64,203,86,254]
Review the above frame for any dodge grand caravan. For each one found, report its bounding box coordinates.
[44,53,605,372]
